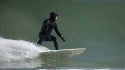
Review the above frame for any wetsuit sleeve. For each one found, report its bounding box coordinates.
[54,24,66,42]
[39,20,49,36]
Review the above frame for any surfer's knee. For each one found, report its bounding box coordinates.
[51,36,57,41]
[37,38,43,45]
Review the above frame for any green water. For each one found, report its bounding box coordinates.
[0,0,125,69]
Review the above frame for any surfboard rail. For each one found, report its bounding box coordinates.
[39,48,86,59]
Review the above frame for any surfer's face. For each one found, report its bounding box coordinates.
[55,16,58,20]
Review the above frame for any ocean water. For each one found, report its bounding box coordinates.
[0,0,125,69]
[0,38,124,69]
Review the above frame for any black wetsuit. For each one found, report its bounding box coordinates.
[37,19,65,50]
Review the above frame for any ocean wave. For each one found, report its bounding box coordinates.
[0,37,49,68]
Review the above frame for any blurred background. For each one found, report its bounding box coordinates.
[0,0,125,68]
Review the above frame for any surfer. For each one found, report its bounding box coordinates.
[37,12,66,50]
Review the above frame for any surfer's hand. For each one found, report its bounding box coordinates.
[62,38,66,42]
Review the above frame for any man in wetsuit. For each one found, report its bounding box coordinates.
[37,12,66,50]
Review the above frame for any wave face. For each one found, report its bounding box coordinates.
[0,37,49,68]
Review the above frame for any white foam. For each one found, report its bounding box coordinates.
[0,37,49,68]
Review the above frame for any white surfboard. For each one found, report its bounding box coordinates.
[39,48,86,59]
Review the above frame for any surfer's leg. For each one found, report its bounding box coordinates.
[37,36,44,45]
[51,36,59,50]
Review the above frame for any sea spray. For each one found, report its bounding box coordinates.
[0,37,49,68]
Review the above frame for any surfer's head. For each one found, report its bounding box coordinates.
[49,12,58,21]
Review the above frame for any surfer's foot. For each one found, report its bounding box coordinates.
[55,49,59,50]
[54,46,59,50]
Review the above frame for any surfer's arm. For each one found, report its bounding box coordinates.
[54,24,66,42]
[43,20,50,36]
[39,20,50,38]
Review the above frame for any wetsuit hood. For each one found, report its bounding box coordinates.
[49,12,58,21]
